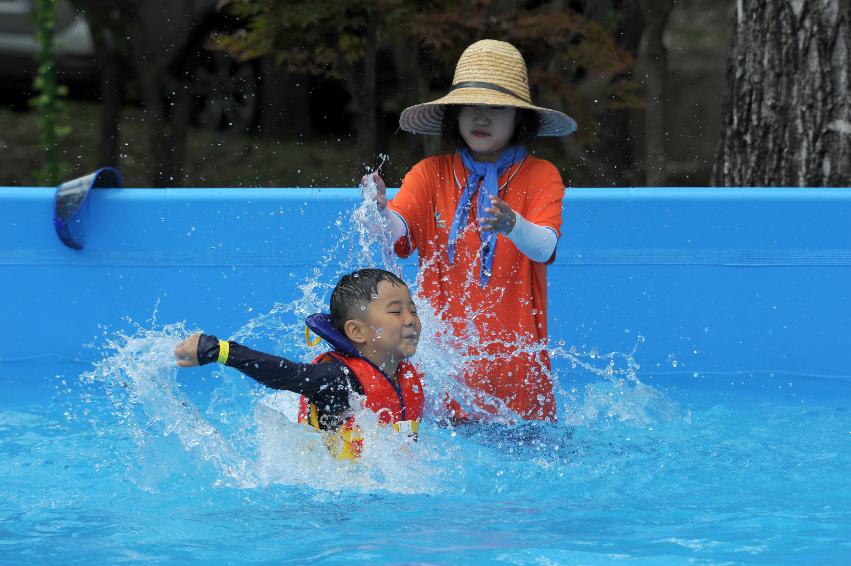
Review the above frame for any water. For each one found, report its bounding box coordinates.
[2,181,851,563]
[3,361,850,563]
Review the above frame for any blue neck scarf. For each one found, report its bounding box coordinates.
[448,145,527,287]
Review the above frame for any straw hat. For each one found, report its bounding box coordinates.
[399,39,577,137]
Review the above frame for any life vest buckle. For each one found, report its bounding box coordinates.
[393,419,420,436]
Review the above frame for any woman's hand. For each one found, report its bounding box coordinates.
[361,172,387,212]
[480,195,517,234]
[174,333,201,367]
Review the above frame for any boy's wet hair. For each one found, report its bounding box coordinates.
[330,268,409,333]
[440,105,540,151]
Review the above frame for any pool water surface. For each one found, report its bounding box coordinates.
[2,344,849,564]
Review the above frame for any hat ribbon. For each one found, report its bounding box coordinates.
[449,81,531,104]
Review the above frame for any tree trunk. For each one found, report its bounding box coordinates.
[337,21,377,172]
[391,38,435,163]
[72,0,197,187]
[546,0,647,186]
[356,24,378,171]
[415,48,442,158]
[88,22,123,167]
[639,0,675,186]
[586,0,646,186]
[260,58,311,139]
[713,0,851,186]
[129,28,191,186]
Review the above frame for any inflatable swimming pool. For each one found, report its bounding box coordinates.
[1,186,849,562]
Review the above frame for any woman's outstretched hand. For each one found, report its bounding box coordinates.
[174,333,201,367]
[361,172,387,212]
[480,195,517,234]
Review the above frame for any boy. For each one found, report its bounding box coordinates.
[174,268,423,459]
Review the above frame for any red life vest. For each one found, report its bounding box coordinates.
[297,351,425,459]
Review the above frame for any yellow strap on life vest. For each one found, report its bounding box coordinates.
[304,403,418,460]
[324,425,363,461]
[307,402,321,430]
[304,402,362,461]
[304,326,322,347]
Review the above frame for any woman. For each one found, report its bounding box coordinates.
[368,40,576,422]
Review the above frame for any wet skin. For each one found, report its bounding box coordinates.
[356,281,421,379]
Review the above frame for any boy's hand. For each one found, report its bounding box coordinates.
[361,172,387,211]
[480,195,517,234]
[174,333,201,367]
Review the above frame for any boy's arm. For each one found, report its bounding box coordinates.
[175,333,362,416]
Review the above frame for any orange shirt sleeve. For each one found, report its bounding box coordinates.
[517,160,564,264]
[388,158,435,258]
[523,160,565,238]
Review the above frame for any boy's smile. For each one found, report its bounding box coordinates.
[458,105,517,162]
[362,280,421,374]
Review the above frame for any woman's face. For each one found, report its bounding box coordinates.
[458,105,517,162]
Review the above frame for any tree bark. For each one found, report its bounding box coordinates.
[713,0,851,186]
[415,48,442,158]
[72,0,197,187]
[356,24,378,170]
[88,22,123,167]
[588,0,646,186]
[127,7,192,188]
[546,0,648,186]
[260,59,311,139]
[391,38,436,163]
[639,0,675,186]
[336,21,377,172]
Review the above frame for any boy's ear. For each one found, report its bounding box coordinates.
[343,318,368,345]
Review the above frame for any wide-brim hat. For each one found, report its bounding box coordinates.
[399,39,577,137]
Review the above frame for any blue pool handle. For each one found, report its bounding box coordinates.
[53,167,122,250]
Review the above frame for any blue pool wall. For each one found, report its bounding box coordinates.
[2,186,850,383]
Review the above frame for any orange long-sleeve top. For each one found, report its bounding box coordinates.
[389,152,565,421]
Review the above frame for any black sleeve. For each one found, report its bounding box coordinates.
[196,334,363,420]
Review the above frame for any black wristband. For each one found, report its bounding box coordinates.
[196,334,220,365]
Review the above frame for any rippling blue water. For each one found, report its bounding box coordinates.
[2,348,849,564]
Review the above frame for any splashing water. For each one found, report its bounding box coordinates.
[82,322,257,490]
[354,163,397,271]
[83,320,455,494]
[80,167,685,494]
[551,337,686,428]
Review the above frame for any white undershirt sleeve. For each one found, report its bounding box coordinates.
[380,206,408,243]
[505,211,558,263]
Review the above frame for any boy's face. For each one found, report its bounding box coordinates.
[362,281,421,361]
[458,105,517,162]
